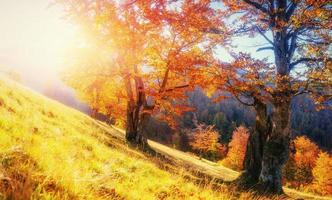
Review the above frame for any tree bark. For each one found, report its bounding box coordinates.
[259,96,291,194]
[257,11,293,192]
[91,108,99,118]
[241,99,271,186]
[125,101,151,146]
[259,31,292,191]
[124,67,152,147]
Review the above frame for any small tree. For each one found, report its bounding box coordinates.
[312,152,332,195]
[189,124,223,160]
[293,136,320,183]
[222,126,249,170]
[283,136,320,187]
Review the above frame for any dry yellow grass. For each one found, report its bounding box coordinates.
[0,76,330,200]
[0,77,237,200]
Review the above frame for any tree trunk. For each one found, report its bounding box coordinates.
[259,94,291,194]
[258,16,293,192]
[124,67,152,147]
[125,101,151,146]
[241,100,271,186]
[125,100,138,142]
[91,108,99,118]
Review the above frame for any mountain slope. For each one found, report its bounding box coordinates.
[0,77,330,200]
[0,77,234,200]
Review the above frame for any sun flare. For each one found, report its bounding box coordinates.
[0,0,80,81]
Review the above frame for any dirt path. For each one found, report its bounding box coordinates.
[95,121,331,200]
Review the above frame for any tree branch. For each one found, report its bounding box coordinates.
[285,2,298,21]
[257,46,274,52]
[255,26,275,47]
[233,93,255,106]
[287,30,299,60]
[165,84,189,92]
[242,0,268,14]
[290,57,331,69]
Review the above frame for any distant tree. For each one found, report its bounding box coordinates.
[293,136,320,182]
[213,112,227,131]
[189,124,224,160]
[222,126,249,170]
[312,152,332,195]
[283,136,320,187]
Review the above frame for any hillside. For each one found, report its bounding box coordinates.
[0,77,330,200]
[0,77,240,200]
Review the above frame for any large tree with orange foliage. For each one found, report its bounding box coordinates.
[59,0,227,147]
[202,0,332,193]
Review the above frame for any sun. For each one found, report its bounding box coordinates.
[0,0,79,81]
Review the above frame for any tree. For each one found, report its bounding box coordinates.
[63,44,127,123]
[203,0,331,193]
[283,136,320,186]
[222,126,249,170]
[189,124,223,159]
[312,152,332,195]
[59,0,227,147]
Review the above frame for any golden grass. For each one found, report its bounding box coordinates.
[0,77,236,200]
[1,77,324,200]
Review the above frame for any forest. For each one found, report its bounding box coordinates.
[0,0,331,199]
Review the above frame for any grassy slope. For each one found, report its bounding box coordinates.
[0,77,243,200]
[0,77,330,200]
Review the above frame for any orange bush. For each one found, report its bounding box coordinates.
[222,126,249,170]
[189,125,224,159]
[312,152,332,195]
[294,136,320,169]
[284,136,320,186]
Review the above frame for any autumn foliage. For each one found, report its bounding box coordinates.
[57,0,332,194]
[282,136,332,196]
[222,126,249,170]
[312,152,332,195]
[189,125,225,159]
[59,0,227,144]
[283,136,320,186]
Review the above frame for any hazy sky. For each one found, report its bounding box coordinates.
[0,0,273,88]
[0,0,77,85]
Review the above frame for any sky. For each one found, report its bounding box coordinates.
[0,0,78,88]
[0,0,273,89]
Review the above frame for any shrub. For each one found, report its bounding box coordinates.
[283,136,320,187]
[221,126,249,170]
[189,124,225,160]
[312,152,332,195]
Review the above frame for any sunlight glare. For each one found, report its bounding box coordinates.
[0,0,81,83]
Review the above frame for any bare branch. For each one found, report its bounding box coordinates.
[290,57,331,69]
[287,30,299,60]
[242,0,268,14]
[165,85,190,93]
[257,46,274,52]
[255,26,275,47]
[285,2,298,21]
[233,93,255,106]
